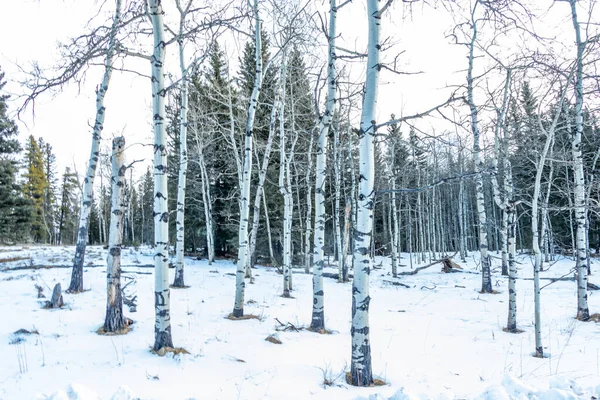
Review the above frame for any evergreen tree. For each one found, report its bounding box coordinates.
[0,66,32,242]
[23,135,50,243]
[57,167,80,245]
[38,138,58,243]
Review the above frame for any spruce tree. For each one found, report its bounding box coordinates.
[23,135,50,243]
[0,66,32,242]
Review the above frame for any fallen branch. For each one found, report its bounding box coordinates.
[383,280,411,288]
[2,264,154,272]
[397,251,460,276]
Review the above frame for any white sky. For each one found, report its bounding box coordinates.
[0,0,593,182]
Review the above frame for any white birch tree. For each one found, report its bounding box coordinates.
[310,0,338,332]
[103,136,127,333]
[232,0,263,318]
[350,0,385,386]
[149,0,174,351]
[68,0,122,293]
[567,0,590,321]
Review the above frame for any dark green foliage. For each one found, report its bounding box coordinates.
[0,66,33,243]
[57,167,80,245]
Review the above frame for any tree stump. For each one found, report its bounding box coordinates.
[47,283,64,308]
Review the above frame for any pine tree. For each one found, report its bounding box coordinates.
[38,138,58,244]
[23,135,50,243]
[57,167,80,245]
[0,66,32,242]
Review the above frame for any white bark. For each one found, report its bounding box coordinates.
[149,0,173,351]
[304,129,315,274]
[531,125,553,359]
[490,69,511,277]
[568,0,590,321]
[199,154,214,264]
[466,4,492,293]
[103,136,126,333]
[310,0,337,331]
[232,0,262,317]
[173,18,189,287]
[350,0,381,386]
[333,123,345,282]
[278,53,294,297]
[68,0,122,293]
[247,60,286,277]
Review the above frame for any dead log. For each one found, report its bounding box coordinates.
[442,258,463,273]
[322,272,354,280]
[2,264,154,272]
[397,251,460,276]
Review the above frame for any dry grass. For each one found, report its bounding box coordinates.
[345,372,386,386]
[265,334,282,344]
[479,290,501,295]
[0,256,30,263]
[97,325,132,336]
[307,327,334,335]
[151,347,190,357]
[225,313,260,321]
[169,285,191,289]
[13,328,39,336]
[586,313,600,322]
[502,327,525,334]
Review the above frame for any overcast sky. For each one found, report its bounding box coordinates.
[0,0,592,182]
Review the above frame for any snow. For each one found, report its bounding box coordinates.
[0,245,599,399]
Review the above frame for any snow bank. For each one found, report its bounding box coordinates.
[357,375,600,400]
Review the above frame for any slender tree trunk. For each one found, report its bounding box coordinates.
[310,0,337,332]
[68,0,122,293]
[333,122,345,282]
[172,33,189,288]
[304,129,314,274]
[232,0,262,318]
[278,53,293,298]
[532,129,553,359]
[569,0,590,321]
[350,0,381,386]
[540,160,553,270]
[149,0,174,351]
[103,137,127,333]
[199,155,214,264]
[247,60,285,276]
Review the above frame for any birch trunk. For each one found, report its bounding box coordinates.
[506,172,518,332]
[247,61,285,276]
[232,0,262,318]
[350,0,380,386]
[304,130,314,274]
[149,0,173,351]
[532,126,553,359]
[172,29,189,288]
[569,0,590,321]
[68,0,122,293]
[278,53,294,298]
[199,154,214,264]
[103,137,127,333]
[466,6,492,293]
[490,70,511,277]
[458,151,467,262]
[333,123,345,282]
[540,160,553,269]
[310,0,337,331]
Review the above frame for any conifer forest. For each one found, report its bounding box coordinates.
[1,0,600,398]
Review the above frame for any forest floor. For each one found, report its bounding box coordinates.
[0,245,599,399]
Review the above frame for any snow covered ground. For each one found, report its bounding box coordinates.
[0,245,599,399]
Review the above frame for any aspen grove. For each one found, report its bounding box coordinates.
[2,0,600,398]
